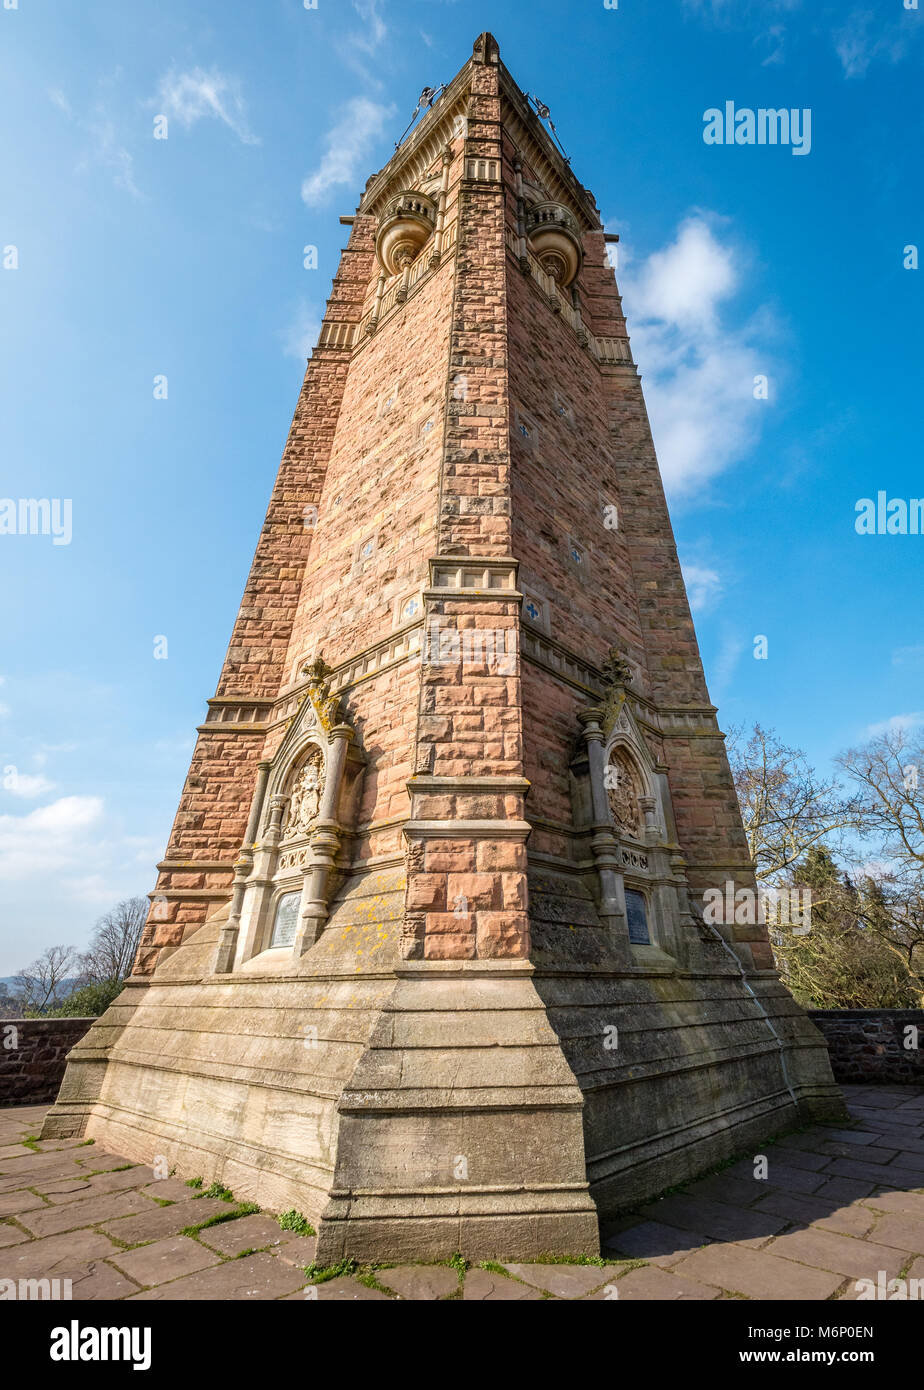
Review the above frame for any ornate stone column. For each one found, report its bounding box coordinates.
[578,708,630,961]
[293,724,355,955]
[214,759,272,974]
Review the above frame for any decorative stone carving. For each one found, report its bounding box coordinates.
[606,746,643,839]
[375,191,437,276]
[525,202,583,286]
[598,646,634,737]
[301,656,341,732]
[282,748,325,842]
[400,838,426,959]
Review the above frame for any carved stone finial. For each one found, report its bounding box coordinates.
[472,32,500,65]
[301,655,341,732]
[601,648,634,690]
[303,655,333,684]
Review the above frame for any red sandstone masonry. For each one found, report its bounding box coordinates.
[138,31,767,978]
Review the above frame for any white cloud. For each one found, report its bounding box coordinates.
[83,118,144,199]
[681,562,723,613]
[709,628,748,702]
[0,795,103,881]
[0,703,9,717]
[64,873,126,905]
[893,645,924,667]
[834,9,917,79]
[622,215,775,495]
[280,301,322,360]
[48,88,73,118]
[351,0,388,52]
[337,0,391,85]
[155,67,259,145]
[867,712,924,736]
[2,771,56,799]
[630,217,736,331]
[301,97,395,206]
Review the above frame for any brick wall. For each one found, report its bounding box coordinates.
[809,1010,924,1084]
[0,1019,95,1105]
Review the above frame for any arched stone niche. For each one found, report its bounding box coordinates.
[213,662,365,973]
[572,690,688,961]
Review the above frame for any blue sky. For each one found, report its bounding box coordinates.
[1,0,922,974]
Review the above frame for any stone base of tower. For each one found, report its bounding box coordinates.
[532,968,845,1221]
[43,882,843,1262]
[41,881,600,1262]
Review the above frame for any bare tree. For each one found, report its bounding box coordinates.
[727,723,864,886]
[14,944,82,1013]
[851,870,924,1005]
[839,727,924,876]
[80,896,148,983]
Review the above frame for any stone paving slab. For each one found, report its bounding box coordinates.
[752,1190,877,1240]
[98,1197,238,1245]
[110,1235,221,1287]
[18,1189,154,1239]
[591,1265,720,1300]
[638,1194,787,1248]
[2,1084,924,1301]
[285,1276,390,1301]
[673,1242,845,1300]
[126,1251,306,1301]
[61,1259,142,1301]
[462,1268,544,1300]
[603,1218,711,1267]
[377,1264,460,1299]
[502,1263,624,1297]
[197,1213,293,1256]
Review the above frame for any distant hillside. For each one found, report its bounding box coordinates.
[0,977,81,992]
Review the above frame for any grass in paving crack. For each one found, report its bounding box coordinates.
[185,1176,203,1189]
[304,1257,357,1284]
[201,1183,235,1202]
[356,1268,395,1295]
[533,1252,609,1267]
[21,1136,40,1151]
[278,1209,316,1237]
[182,1201,260,1237]
[448,1251,468,1278]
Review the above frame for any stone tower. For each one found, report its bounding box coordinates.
[44,33,842,1261]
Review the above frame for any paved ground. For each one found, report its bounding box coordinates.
[1,1083,923,1300]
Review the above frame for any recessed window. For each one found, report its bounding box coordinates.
[570,544,584,566]
[524,599,541,622]
[625,889,651,946]
[270,892,300,949]
[361,539,374,559]
[402,597,420,619]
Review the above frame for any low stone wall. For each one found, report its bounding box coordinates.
[809,1010,924,1085]
[0,1019,95,1105]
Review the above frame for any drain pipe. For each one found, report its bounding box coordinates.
[699,915,799,1111]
